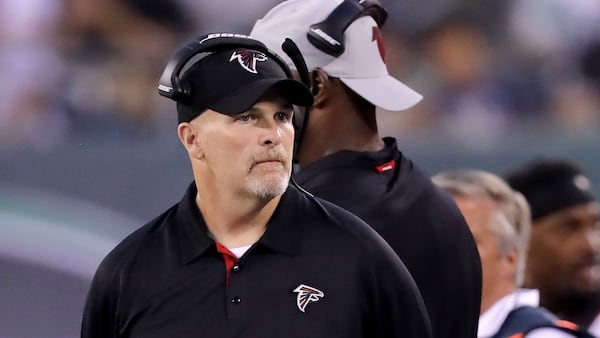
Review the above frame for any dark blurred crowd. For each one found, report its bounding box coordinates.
[1,0,599,150]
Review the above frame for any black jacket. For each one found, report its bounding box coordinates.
[295,137,482,338]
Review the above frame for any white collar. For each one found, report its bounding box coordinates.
[478,289,540,338]
[229,244,252,258]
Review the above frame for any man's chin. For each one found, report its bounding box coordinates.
[244,175,289,199]
[571,265,600,293]
[556,286,600,313]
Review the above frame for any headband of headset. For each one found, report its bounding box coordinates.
[307,0,388,57]
[157,33,294,103]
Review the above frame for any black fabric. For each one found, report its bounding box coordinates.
[294,137,482,338]
[490,306,596,338]
[81,183,432,338]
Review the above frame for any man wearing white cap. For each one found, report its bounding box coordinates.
[251,1,482,337]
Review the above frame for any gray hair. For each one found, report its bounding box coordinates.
[432,169,532,287]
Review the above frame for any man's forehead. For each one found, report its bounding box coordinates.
[535,202,600,229]
[454,193,499,210]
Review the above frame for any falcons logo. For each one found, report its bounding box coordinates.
[229,49,268,74]
[372,26,386,63]
[293,284,324,313]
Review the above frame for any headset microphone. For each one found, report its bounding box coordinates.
[281,39,311,86]
[281,38,312,165]
[280,38,314,196]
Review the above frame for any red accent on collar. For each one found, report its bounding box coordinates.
[375,160,395,173]
[216,243,238,286]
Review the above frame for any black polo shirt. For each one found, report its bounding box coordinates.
[81,183,432,338]
[295,137,482,338]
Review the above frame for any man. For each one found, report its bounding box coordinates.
[250,1,482,337]
[506,159,600,330]
[80,33,432,338]
[434,169,594,338]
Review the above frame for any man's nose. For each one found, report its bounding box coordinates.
[260,123,282,147]
[581,227,600,256]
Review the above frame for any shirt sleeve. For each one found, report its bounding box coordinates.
[81,256,121,338]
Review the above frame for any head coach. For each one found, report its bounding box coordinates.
[80,33,432,338]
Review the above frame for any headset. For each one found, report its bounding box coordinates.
[158,33,295,104]
[307,0,388,57]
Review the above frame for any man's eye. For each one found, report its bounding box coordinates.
[236,114,253,122]
[275,111,292,121]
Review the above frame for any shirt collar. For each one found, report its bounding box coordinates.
[255,185,303,256]
[295,137,399,180]
[478,288,541,338]
[175,182,304,264]
[176,182,214,265]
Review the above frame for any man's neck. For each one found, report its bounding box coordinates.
[195,187,281,248]
[481,284,516,315]
[541,290,600,327]
[297,104,384,167]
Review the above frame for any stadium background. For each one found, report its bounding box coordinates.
[1,0,599,337]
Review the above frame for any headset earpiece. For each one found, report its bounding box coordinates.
[171,75,190,103]
[306,0,388,57]
[360,0,388,26]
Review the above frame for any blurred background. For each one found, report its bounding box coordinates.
[0,0,599,337]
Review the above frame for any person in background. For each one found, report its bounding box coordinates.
[434,169,595,337]
[506,159,600,333]
[250,1,481,337]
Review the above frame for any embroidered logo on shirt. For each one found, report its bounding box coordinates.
[293,284,324,312]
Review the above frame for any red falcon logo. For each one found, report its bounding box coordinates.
[293,284,324,313]
[229,49,268,74]
[372,26,386,63]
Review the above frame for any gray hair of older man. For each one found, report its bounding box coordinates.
[432,169,532,288]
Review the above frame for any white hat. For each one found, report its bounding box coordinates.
[250,0,422,111]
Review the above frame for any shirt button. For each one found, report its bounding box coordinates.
[231,296,242,304]
[232,265,240,272]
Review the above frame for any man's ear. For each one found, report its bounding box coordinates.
[311,68,330,109]
[504,249,518,280]
[177,122,204,160]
